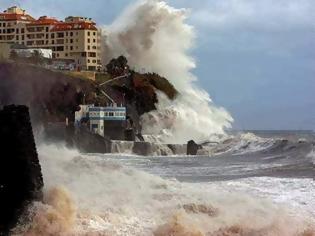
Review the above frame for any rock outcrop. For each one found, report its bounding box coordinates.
[187,140,202,155]
[0,105,43,234]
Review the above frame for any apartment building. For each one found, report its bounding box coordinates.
[0,6,102,71]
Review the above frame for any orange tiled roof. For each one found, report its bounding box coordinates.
[50,22,97,32]
[28,16,60,26]
[0,13,35,21]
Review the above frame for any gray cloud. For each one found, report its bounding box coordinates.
[186,0,315,31]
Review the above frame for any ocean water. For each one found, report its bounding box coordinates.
[14,131,315,235]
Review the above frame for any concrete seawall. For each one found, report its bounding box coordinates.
[0,105,43,234]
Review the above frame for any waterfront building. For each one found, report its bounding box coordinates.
[75,104,127,139]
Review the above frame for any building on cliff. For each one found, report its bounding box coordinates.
[0,6,102,71]
[75,104,129,140]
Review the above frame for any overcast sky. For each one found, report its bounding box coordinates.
[1,0,314,130]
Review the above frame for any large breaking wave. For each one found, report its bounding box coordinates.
[13,143,315,235]
[103,0,233,144]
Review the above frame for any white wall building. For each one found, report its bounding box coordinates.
[75,104,126,137]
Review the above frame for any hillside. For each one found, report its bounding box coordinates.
[0,61,178,130]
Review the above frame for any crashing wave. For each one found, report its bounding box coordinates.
[103,0,233,144]
[12,144,315,235]
[208,132,277,155]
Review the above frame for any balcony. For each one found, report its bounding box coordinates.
[27,41,35,46]
[36,34,45,39]
[35,40,45,46]
[56,39,64,44]
[27,34,35,39]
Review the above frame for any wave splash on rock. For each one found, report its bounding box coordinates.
[104,0,233,144]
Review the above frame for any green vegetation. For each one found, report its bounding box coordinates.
[106,56,178,100]
[133,72,178,100]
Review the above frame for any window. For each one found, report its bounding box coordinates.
[70,32,73,36]
[66,32,68,36]
[92,124,98,129]
[16,29,19,34]
[56,46,64,51]
[46,27,49,32]
[21,28,25,33]
[88,46,90,50]
[109,112,114,117]
[52,40,54,44]
[51,33,55,38]
[93,32,96,36]
[88,52,96,57]
[70,39,73,43]
[65,53,68,57]
[87,38,90,43]
[16,35,19,40]
[88,31,90,36]
[93,39,96,43]
[70,46,73,50]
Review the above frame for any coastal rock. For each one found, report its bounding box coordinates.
[187,140,202,155]
[0,105,43,234]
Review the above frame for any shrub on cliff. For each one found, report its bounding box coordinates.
[106,55,129,77]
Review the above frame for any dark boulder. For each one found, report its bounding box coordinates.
[0,105,43,234]
[187,140,201,155]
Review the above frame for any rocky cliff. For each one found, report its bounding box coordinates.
[0,60,177,133]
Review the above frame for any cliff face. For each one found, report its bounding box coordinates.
[0,61,177,132]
